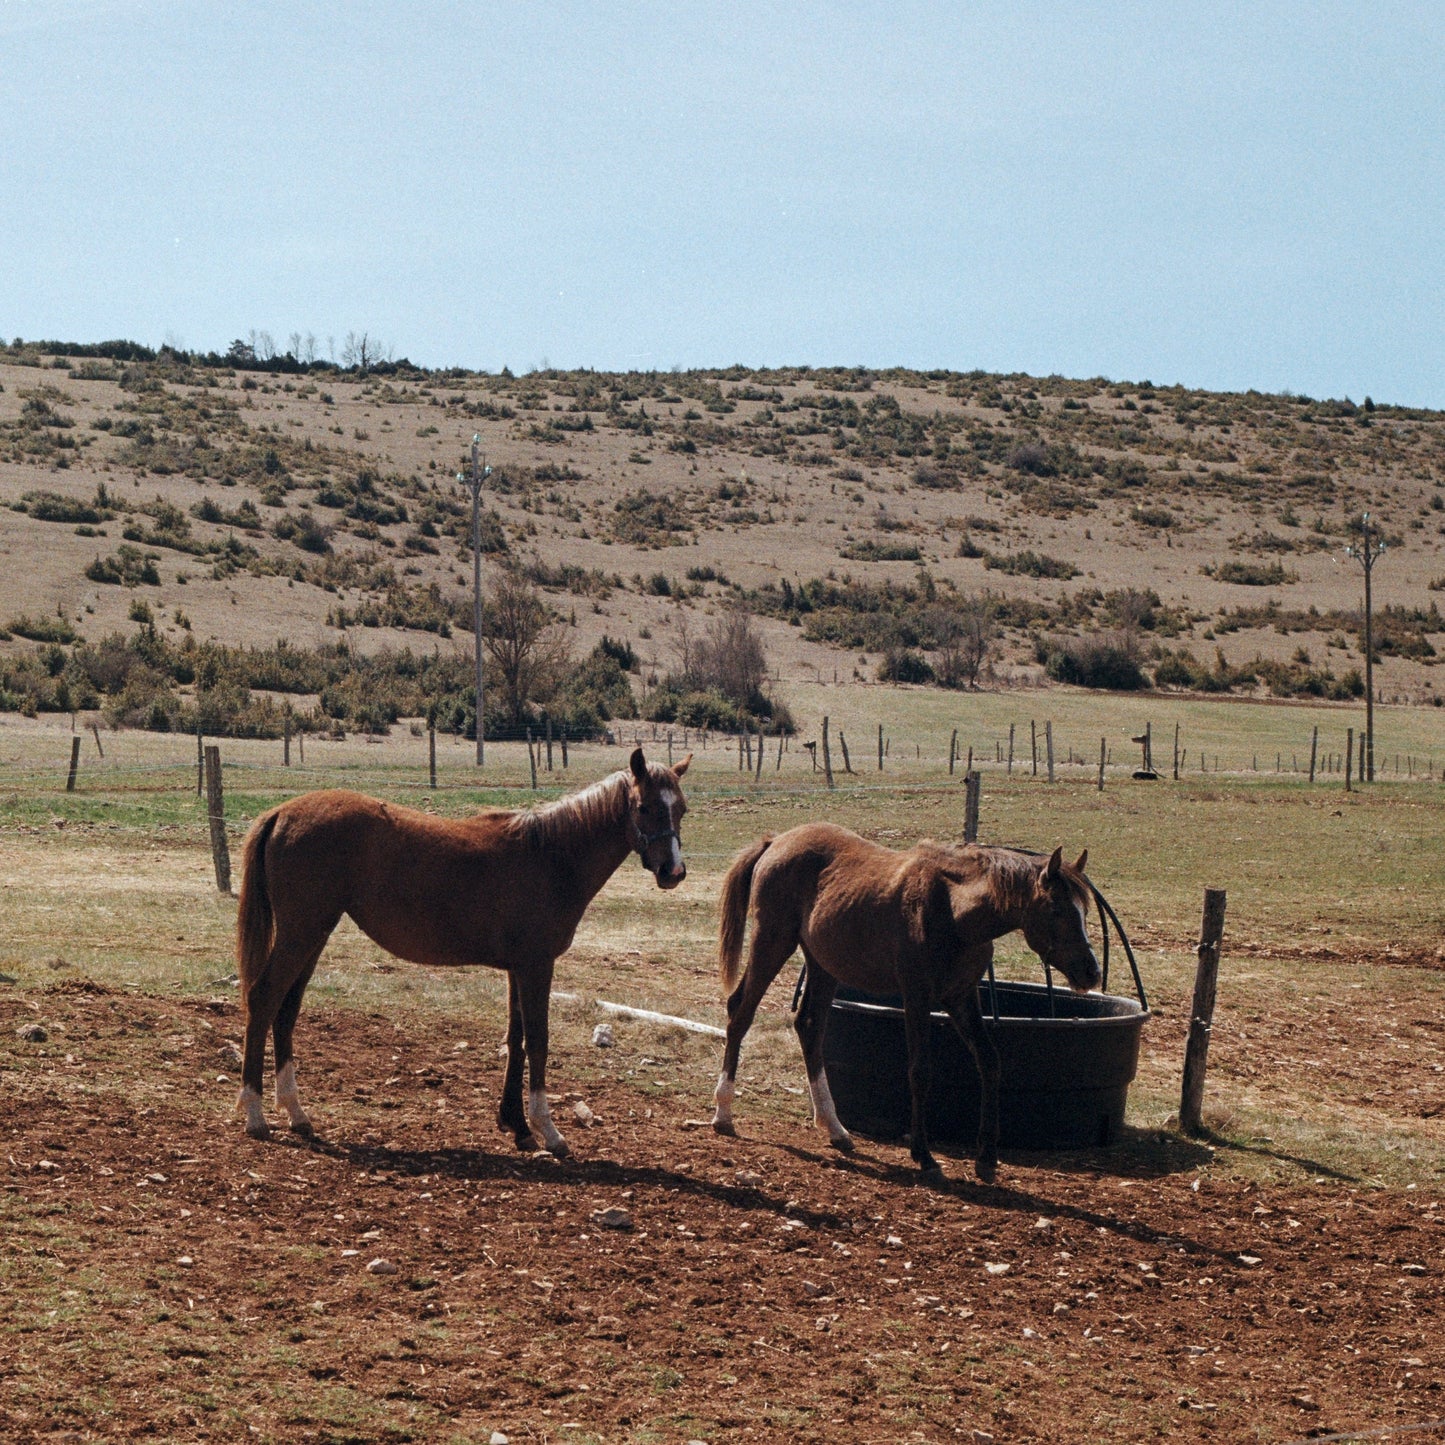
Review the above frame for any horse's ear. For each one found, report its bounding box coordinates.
[673,752,693,778]
[1074,849,1088,875]
[629,748,649,786]
[1042,846,1063,881]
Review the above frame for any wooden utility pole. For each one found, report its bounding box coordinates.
[1179,888,1227,1135]
[462,435,492,766]
[1346,511,1386,783]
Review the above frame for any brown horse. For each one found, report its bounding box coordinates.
[235,747,690,1155]
[711,823,1100,1183]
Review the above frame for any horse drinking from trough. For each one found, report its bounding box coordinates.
[711,823,1100,1183]
[235,747,690,1156]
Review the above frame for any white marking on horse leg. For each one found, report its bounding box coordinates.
[527,1088,569,1157]
[711,1072,736,1133]
[236,1084,269,1139]
[275,1059,313,1135]
[808,1067,853,1149]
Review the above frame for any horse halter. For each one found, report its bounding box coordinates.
[630,814,681,866]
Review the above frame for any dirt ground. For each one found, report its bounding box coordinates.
[3,982,1443,1444]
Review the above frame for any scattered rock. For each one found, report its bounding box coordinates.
[1402,1263,1427,1275]
[0,972,17,984]
[37,1160,60,1172]
[984,1262,1011,1276]
[366,1257,398,1275]
[16,1023,47,1043]
[177,1256,194,1268]
[735,1171,763,1188]
[571,1100,596,1127]
[591,1206,633,1231]
[218,1041,243,1068]
[490,1433,510,1445]
[801,1279,832,1299]
[1237,1254,1262,1268]
[592,1023,614,1048]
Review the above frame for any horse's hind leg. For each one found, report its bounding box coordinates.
[712,915,798,1136]
[792,955,851,1151]
[515,959,569,1158]
[901,990,943,1182]
[239,922,335,1140]
[271,950,324,1136]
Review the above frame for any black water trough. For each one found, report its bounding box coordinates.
[821,882,1150,1150]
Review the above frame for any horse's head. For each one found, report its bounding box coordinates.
[627,747,691,889]
[1020,847,1102,992]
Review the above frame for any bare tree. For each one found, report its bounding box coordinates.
[341,331,392,371]
[482,568,573,724]
[693,606,768,706]
[933,595,995,690]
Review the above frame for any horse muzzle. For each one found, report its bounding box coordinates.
[653,860,686,889]
[1067,950,1103,993]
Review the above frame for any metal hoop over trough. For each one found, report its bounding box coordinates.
[821,868,1150,1152]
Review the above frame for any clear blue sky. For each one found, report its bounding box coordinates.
[3,1,1442,406]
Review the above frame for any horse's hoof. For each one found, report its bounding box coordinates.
[513,1131,539,1152]
[548,1138,572,1160]
[289,1119,315,1139]
[829,1134,855,1154]
[975,1158,998,1185]
[712,1119,737,1137]
[920,1164,947,1188]
[245,1121,271,1142]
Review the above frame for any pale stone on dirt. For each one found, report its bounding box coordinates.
[365,1257,398,1275]
[16,1022,47,1042]
[591,1023,614,1048]
[592,1206,633,1231]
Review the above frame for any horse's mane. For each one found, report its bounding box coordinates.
[923,842,1090,914]
[513,769,633,854]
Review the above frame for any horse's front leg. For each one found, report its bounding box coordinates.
[943,984,1001,1184]
[901,991,942,1183]
[793,956,851,1151]
[497,972,532,1148]
[515,960,570,1158]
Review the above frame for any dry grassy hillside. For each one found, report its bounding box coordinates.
[2,343,1443,728]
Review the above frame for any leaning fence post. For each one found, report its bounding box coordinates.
[949,727,958,776]
[821,716,835,790]
[1180,888,1227,1136]
[527,728,538,790]
[838,730,852,774]
[963,770,981,843]
[89,722,104,759]
[66,735,81,792]
[428,723,437,789]
[204,744,231,895]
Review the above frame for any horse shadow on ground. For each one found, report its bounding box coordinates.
[274,1129,853,1233]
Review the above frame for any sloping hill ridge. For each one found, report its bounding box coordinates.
[1,340,1442,734]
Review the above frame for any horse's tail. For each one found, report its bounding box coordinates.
[719,835,772,994]
[236,809,280,997]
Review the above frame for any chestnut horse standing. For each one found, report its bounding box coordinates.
[235,747,690,1155]
[711,823,1100,1183]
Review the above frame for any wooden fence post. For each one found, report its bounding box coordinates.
[1308,726,1318,783]
[821,716,835,790]
[283,714,291,767]
[667,729,674,767]
[1097,736,1106,791]
[963,770,981,843]
[776,732,785,771]
[1045,721,1055,782]
[838,730,852,774]
[204,745,231,895]
[1030,720,1038,777]
[561,724,569,769]
[755,725,765,782]
[89,722,104,758]
[196,727,204,797]
[66,735,81,792]
[429,723,437,789]
[949,727,958,776]
[1179,888,1227,1136]
[878,723,884,771]
[527,729,538,789]
[546,715,555,772]
[1345,728,1354,792]
[1007,723,1015,776]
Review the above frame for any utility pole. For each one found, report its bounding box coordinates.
[1345,511,1386,783]
[460,435,492,766]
